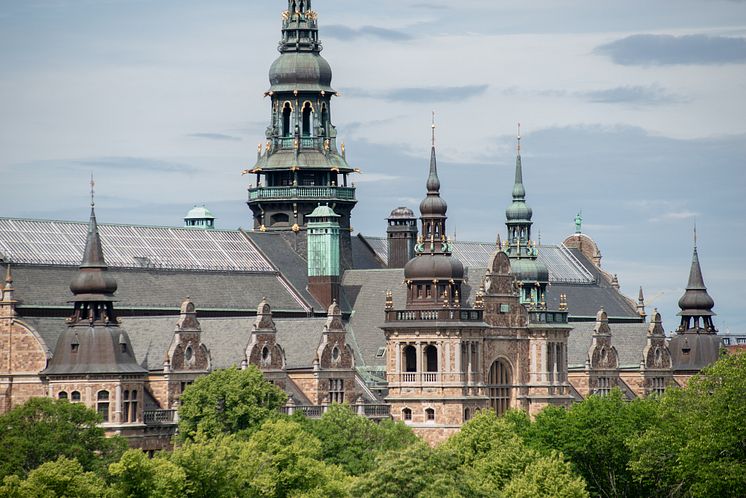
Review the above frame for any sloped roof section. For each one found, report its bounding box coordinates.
[11,265,307,312]
[358,236,595,284]
[0,218,274,272]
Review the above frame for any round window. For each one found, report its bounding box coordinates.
[331,347,340,361]
[262,346,270,361]
[185,346,193,362]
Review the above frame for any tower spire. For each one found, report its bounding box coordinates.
[677,233,716,332]
[431,111,436,147]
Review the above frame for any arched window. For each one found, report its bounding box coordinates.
[71,391,81,402]
[58,391,68,400]
[425,408,435,421]
[403,345,417,373]
[97,390,110,422]
[424,345,438,372]
[402,408,412,421]
[282,103,292,136]
[301,102,312,137]
[488,360,512,416]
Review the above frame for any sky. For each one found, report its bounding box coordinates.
[1,0,745,333]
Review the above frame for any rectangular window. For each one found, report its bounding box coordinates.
[329,379,344,404]
[737,338,746,345]
[596,377,611,396]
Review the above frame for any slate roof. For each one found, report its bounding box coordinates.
[567,322,649,368]
[358,236,596,284]
[11,265,307,313]
[24,315,329,372]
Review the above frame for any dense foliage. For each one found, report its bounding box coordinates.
[177,366,287,442]
[0,397,126,481]
[2,354,744,497]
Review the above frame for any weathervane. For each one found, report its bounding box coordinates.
[517,122,521,154]
[90,173,95,207]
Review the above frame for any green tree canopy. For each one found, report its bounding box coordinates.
[352,442,469,498]
[232,418,352,497]
[502,454,590,498]
[108,449,187,498]
[629,353,746,498]
[167,435,243,498]
[0,397,125,480]
[0,456,107,498]
[522,389,658,498]
[301,403,418,475]
[177,366,287,442]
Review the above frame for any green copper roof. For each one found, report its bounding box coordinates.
[307,205,340,219]
[505,152,533,223]
[185,206,215,220]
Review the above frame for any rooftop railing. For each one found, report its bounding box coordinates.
[385,308,484,323]
[248,186,356,202]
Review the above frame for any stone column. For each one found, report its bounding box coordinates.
[115,384,123,424]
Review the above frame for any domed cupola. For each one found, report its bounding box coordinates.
[403,118,464,308]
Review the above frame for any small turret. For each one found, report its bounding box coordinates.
[184,205,216,229]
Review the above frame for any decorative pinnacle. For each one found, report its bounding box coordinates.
[4,263,11,285]
[517,122,521,154]
[431,111,436,147]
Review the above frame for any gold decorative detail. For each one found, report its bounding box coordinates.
[293,89,298,96]
[341,143,346,155]
[259,225,267,232]
[282,10,289,21]
[291,223,300,233]
[385,290,394,311]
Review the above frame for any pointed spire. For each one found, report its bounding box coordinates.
[81,178,107,270]
[636,287,647,318]
[427,112,440,194]
[512,124,526,200]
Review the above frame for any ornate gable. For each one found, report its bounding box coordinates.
[165,298,211,372]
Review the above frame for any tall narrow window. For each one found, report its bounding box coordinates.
[488,360,512,416]
[403,345,417,373]
[425,345,438,372]
[131,390,138,422]
[596,377,611,396]
[402,408,412,421]
[97,391,110,423]
[301,102,312,137]
[282,103,292,136]
[320,103,328,133]
[329,379,344,404]
[122,390,130,422]
[425,408,435,421]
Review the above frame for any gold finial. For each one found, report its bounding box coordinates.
[431,111,436,147]
[90,173,95,207]
[517,122,521,154]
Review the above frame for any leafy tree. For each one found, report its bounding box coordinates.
[232,418,352,497]
[629,353,746,498]
[167,435,242,498]
[352,442,469,498]
[0,397,126,480]
[108,449,187,498]
[503,454,589,498]
[0,456,107,498]
[302,403,417,475]
[177,366,287,441]
[523,389,658,498]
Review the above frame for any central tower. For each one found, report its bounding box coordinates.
[246,0,356,268]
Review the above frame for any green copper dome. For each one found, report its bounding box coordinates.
[510,258,549,283]
[506,200,533,222]
[185,206,215,220]
[269,52,334,93]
